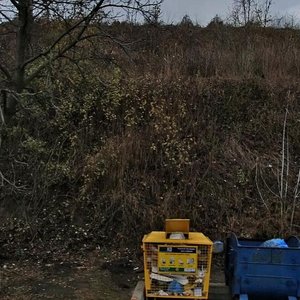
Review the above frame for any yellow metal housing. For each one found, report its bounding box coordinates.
[142,219,213,299]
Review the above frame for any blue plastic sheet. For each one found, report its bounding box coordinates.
[261,238,288,248]
[168,280,183,294]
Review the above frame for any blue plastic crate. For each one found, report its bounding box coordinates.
[225,233,300,300]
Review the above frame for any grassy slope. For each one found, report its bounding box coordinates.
[1,23,300,259]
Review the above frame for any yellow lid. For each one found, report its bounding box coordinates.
[165,219,190,234]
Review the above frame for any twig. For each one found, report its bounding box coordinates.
[255,163,270,212]
[290,168,300,229]
[0,170,27,191]
[259,167,279,198]
[280,108,288,199]
[0,101,5,125]
[284,134,290,200]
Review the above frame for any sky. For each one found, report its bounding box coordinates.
[161,0,300,25]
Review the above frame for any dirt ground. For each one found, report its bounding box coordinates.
[0,251,225,300]
[0,250,142,300]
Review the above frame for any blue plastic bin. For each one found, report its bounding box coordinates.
[225,233,300,300]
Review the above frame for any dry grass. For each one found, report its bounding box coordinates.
[1,24,300,258]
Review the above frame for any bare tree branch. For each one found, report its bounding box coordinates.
[0,62,12,81]
[0,10,14,23]
[22,0,106,69]
[0,170,27,191]
[10,0,20,9]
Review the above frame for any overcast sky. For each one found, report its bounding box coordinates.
[161,0,300,25]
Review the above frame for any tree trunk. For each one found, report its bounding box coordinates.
[7,0,33,117]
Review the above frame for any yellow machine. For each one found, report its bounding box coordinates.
[142,219,213,299]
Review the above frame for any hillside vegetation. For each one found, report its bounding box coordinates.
[1,23,300,259]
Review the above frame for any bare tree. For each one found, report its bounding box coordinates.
[0,0,162,121]
[232,0,255,26]
[143,1,162,25]
[231,0,273,26]
[255,0,273,26]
